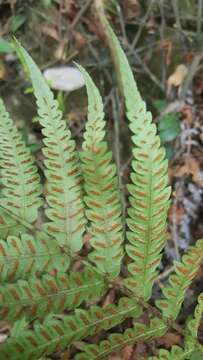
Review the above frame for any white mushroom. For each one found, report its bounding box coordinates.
[43,66,85,92]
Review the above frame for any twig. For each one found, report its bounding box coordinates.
[197,0,203,39]
[130,0,155,51]
[171,0,182,32]
[180,52,203,99]
[69,0,92,31]
[158,0,167,90]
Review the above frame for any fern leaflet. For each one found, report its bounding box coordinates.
[149,294,203,359]
[106,24,171,300]
[14,41,86,252]
[78,65,123,278]
[75,318,166,359]
[0,297,141,359]
[156,239,203,319]
[0,98,42,235]
[0,267,106,320]
[0,232,68,282]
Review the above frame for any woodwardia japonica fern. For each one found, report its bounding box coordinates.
[0,22,202,360]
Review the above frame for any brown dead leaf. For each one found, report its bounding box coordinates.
[7,0,17,11]
[121,0,141,20]
[0,60,7,80]
[41,26,59,41]
[167,64,188,87]
[157,332,181,348]
[173,157,203,187]
[160,39,172,66]
[181,105,193,126]
[72,31,86,49]
[102,289,115,307]
[121,345,133,360]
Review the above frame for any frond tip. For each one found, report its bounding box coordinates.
[79,64,124,278]
[156,239,203,319]
[14,40,86,253]
[106,23,171,300]
[0,98,42,230]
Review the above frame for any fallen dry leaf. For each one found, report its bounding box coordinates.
[121,345,133,360]
[160,39,172,66]
[121,0,141,20]
[173,157,203,187]
[41,26,59,41]
[157,332,181,348]
[72,30,86,49]
[167,64,188,87]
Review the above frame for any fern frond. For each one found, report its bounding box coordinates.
[0,267,106,320]
[148,346,193,360]
[0,232,68,282]
[156,239,203,319]
[0,297,141,359]
[0,98,42,234]
[14,41,86,252]
[149,293,203,360]
[75,318,166,360]
[78,65,123,278]
[106,24,171,299]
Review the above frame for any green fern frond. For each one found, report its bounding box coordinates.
[156,239,203,319]
[0,232,68,282]
[14,41,86,252]
[78,65,123,278]
[148,346,193,360]
[0,98,42,233]
[187,292,203,339]
[0,267,106,320]
[75,318,166,360]
[149,293,203,360]
[106,24,171,300]
[0,297,141,359]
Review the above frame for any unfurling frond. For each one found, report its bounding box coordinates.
[75,318,166,360]
[0,267,106,320]
[107,25,171,299]
[0,232,68,282]
[0,98,42,235]
[14,41,86,253]
[79,65,123,278]
[156,239,203,319]
[0,297,141,360]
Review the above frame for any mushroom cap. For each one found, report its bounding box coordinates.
[43,66,85,91]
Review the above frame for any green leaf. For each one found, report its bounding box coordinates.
[106,22,171,300]
[13,39,86,253]
[9,14,27,32]
[0,98,42,226]
[0,232,68,282]
[78,64,124,278]
[0,267,106,320]
[75,318,166,359]
[0,39,13,53]
[0,297,141,359]
[156,239,203,319]
[158,113,181,143]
